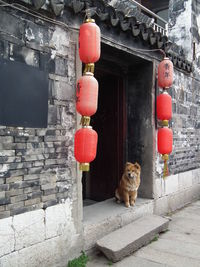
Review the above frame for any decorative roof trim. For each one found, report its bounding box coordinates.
[30,0,193,72]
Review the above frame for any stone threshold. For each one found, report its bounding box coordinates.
[83,198,154,251]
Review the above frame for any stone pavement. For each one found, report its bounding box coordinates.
[87,200,200,267]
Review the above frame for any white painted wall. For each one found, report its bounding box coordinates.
[0,199,82,267]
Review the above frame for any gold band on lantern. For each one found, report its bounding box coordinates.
[80,163,90,172]
[85,18,95,23]
[80,116,91,126]
[84,63,95,74]
[162,154,169,179]
[162,120,169,127]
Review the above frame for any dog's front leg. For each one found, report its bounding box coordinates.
[123,192,130,208]
[130,191,137,206]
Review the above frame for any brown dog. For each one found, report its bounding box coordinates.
[115,162,141,208]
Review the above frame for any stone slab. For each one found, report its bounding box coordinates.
[135,246,200,267]
[96,215,169,262]
[147,238,200,260]
[0,217,15,257]
[83,198,154,250]
[13,209,45,250]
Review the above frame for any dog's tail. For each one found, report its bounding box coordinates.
[115,188,121,203]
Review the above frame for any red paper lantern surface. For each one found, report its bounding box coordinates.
[158,57,173,89]
[76,73,98,116]
[74,127,98,163]
[79,19,101,63]
[157,92,172,121]
[158,127,173,155]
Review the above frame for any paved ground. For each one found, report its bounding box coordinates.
[87,200,200,267]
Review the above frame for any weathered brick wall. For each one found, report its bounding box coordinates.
[168,70,200,174]
[0,7,77,219]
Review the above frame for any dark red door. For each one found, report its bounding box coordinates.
[88,69,126,201]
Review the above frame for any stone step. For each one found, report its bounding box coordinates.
[83,198,154,250]
[96,215,169,263]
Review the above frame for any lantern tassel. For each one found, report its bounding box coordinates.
[162,154,169,179]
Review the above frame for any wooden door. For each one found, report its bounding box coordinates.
[88,69,126,201]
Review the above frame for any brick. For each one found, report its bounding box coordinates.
[0,191,5,198]
[7,162,32,170]
[24,186,40,194]
[43,199,58,208]
[41,183,56,190]
[0,210,10,219]
[16,148,45,156]
[21,154,45,162]
[44,135,68,142]
[25,198,41,206]
[5,169,28,178]
[0,150,15,157]
[27,191,42,199]
[24,174,40,180]
[10,206,32,216]
[40,175,57,185]
[0,143,27,150]
[0,197,9,205]
[6,176,23,183]
[27,142,44,149]
[56,192,70,201]
[0,205,5,212]
[0,136,13,143]
[6,201,24,211]
[10,180,40,190]
[0,156,21,164]
[0,184,9,191]
[42,194,56,202]
[10,194,27,203]
[15,136,43,143]
[45,158,66,166]
[48,105,60,125]
[6,188,24,197]
[43,188,58,195]
[28,167,43,174]
[32,160,45,167]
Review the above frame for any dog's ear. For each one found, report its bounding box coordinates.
[134,162,141,170]
[125,162,132,168]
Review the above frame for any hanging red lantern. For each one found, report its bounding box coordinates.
[158,57,173,89]
[76,72,98,120]
[79,19,101,64]
[74,126,98,171]
[158,127,173,155]
[158,127,173,178]
[157,92,172,121]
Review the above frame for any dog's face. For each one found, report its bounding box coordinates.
[124,162,141,180]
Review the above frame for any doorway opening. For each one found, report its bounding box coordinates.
[82,43,154,206]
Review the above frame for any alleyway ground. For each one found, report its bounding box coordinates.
[88,200,200,267]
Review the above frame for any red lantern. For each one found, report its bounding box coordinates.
[157,92,172,121]
[158,57,173,89]
[74,126,98,171]
[157,127,173,155]
[79,19,101,64]
[76,72,98,117]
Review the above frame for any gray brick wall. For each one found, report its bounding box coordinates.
[168,70,200,174]
[0,8,77,219]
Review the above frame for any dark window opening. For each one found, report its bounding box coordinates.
[0,58,48,128]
